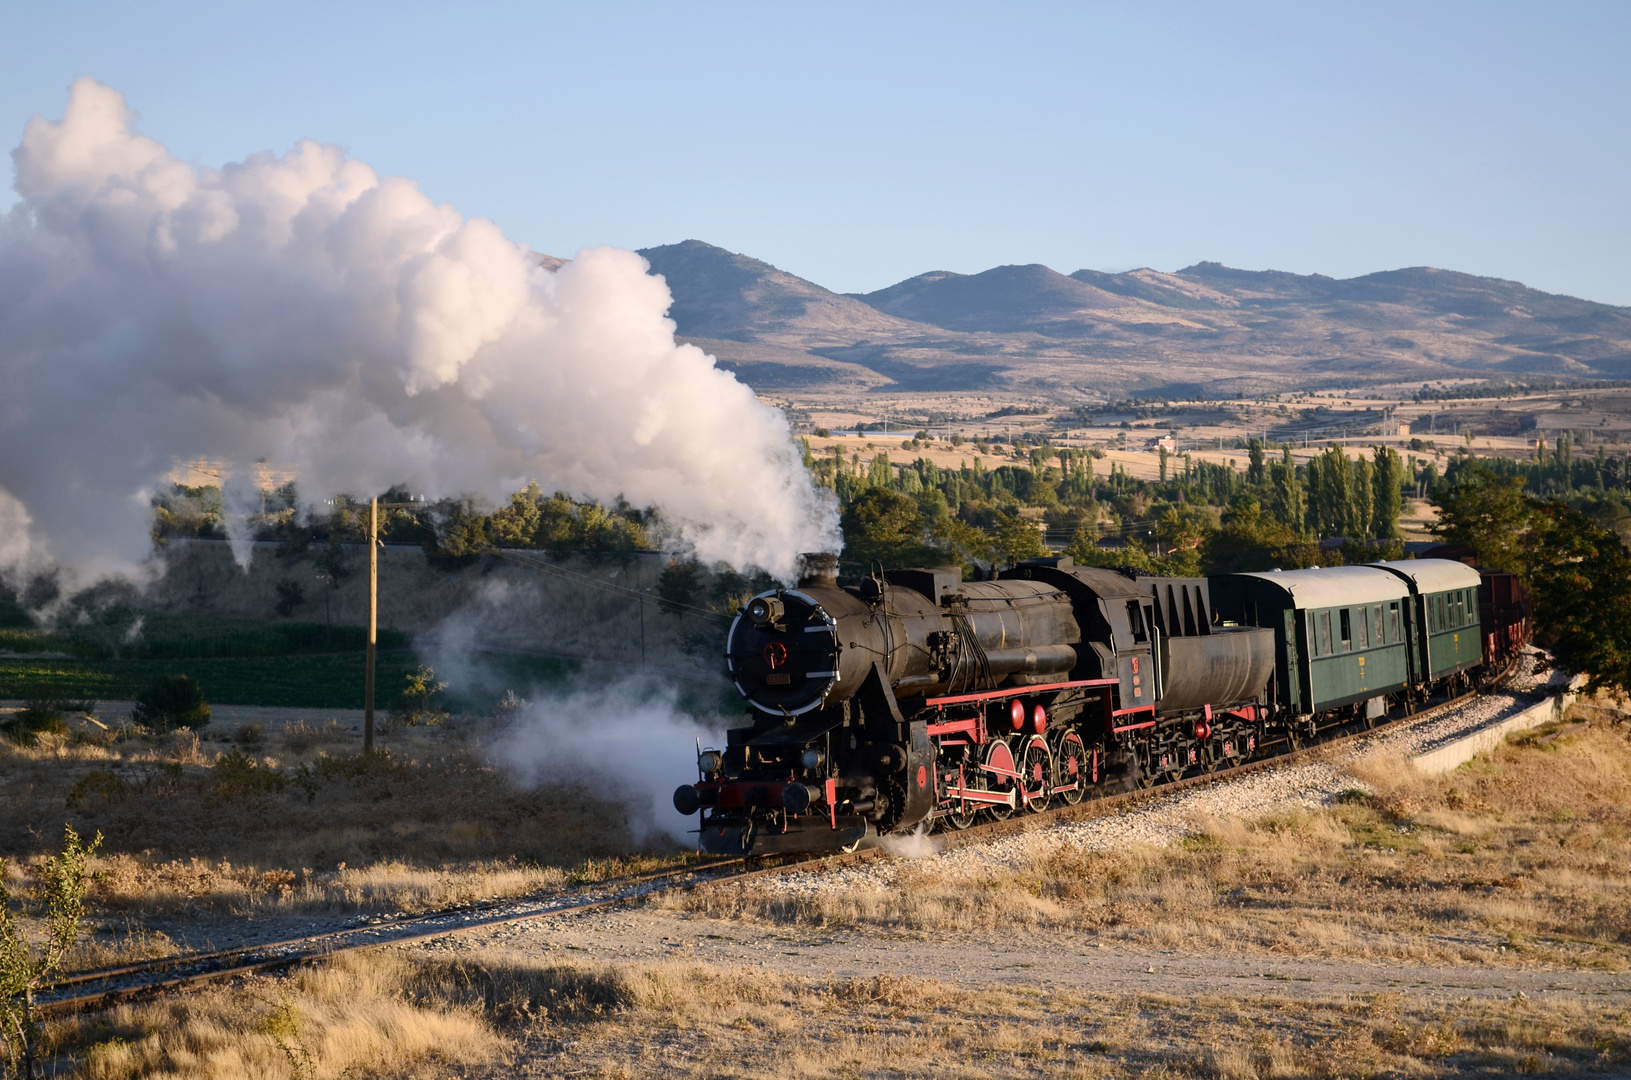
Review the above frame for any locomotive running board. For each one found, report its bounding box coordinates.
[700,816,874,856]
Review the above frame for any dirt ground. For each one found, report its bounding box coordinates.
[441,906,1631,1004]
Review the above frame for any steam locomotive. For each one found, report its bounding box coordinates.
[673,552,1529,855]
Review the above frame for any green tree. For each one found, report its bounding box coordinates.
[131,674,210,732]
[1371,446,1404,539]
[1527,499,1631,697]
[1202,493,1321,575]
[488,483,543,547]
[1430,460,1531,571]
[866,452,894,490]
[1153,506,1207,577]
[390,665,448,727]
[990,510,1047,567]
[656,560,703,616]
[1,825,102,1080]
[1350,454,1374,538]
[1267,446,1305,533]
[840,488,943,569]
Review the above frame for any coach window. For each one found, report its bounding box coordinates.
[1388,602,1401,642]
[1339,609,1352,652]
[1373,604,1386,644]
[1317,610,1333,656]
[1355,606,1369,649]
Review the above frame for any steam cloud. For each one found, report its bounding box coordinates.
[489,680,723,842]
[0,79,838,582]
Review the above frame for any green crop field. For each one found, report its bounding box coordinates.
[0,609,408,661]
[0,607,736,714]
[0,608,589,710]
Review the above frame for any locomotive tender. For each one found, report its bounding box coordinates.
[674,552,1527,855]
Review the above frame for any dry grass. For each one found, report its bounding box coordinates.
[0,714,688,967]
[681,713,1631,970]
[51,950,499,1079]
[41,950,1631,1078]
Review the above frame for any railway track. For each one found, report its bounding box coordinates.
[38,667,1519,1018]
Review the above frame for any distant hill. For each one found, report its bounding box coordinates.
[631,240,1631,397]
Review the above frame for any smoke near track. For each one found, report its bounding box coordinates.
[0,79,838,583]
[488,678,724,843]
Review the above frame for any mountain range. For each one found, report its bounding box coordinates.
[598,240,1631,398]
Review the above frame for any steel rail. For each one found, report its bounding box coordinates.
[38,659,1525,1018]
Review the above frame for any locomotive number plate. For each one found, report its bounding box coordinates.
[765,673,791,685]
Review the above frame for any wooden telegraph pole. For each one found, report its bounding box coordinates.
[365,496,378,753]
[362,495,421,754]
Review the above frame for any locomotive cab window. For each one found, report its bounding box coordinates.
[1339,609,1352,652]
[1126,601,1148,643]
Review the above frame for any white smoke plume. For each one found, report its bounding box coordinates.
[488,679,724,842]
[0,79,839,583]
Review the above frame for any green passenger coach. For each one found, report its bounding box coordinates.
[1367,559,1485,686]
[1210,567,1413,721]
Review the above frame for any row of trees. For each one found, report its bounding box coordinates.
[152,482,655,566]
[814,435,1424,580]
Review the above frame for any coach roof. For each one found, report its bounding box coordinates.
[1367,558,1483,595]
[1225,566,1411,609]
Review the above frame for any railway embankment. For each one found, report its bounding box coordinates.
[1409,668,1586,776]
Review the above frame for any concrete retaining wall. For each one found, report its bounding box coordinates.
[1409,675,1586,776]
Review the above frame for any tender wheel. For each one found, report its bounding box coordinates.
[1134,742,1159,789]
[1053,731,1088,805]
[983,740,1016,820]
[1020,735,1052,814]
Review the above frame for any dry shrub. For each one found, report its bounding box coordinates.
[834,972,944,1010]
[281,718,343,756]
[61,951,498,1079]
[86,851,570,921]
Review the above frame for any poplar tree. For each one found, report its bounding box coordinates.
[1371,446,1404,539]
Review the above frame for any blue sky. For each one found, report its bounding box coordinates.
[4,1,1628,303]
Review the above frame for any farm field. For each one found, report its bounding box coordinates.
[0,608,584,710]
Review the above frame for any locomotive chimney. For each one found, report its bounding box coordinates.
[797,552,839,589]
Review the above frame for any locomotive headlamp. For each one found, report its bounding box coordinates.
[747,595,784,626]
[800,748,824,770]
[698,750,724,774]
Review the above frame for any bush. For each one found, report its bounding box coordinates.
[0,699,80,745]
[132,674,212,732]
[389,665,447,727]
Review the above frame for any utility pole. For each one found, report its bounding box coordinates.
[365,497,378,753]
[363,495,421,754]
